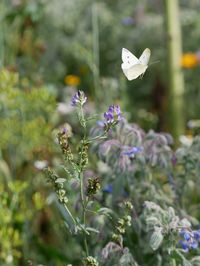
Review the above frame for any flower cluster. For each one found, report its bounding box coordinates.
[179,229,200,252]
[65,74,81,86]
[104,105,122,126]
[71,90,87,107]
[83,256,99,266]
[112,201,133,245]
[181,52,200,68]
[87,177,101,196]
[57,128,74,162]
[45,167,68,204]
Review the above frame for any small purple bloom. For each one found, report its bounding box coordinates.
[191,240,198,249]
[103,184,113,193]
[171,153,177,166]
[179,228,200,252]
[194,230,200,240]
[180,229,191,241]
[62,127,68,134]
[179,240,189,252]
[71,90,87,106]
[123,146,143,157]
[104,105,123,125]
[121,17,135,26]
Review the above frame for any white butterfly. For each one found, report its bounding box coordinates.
[121,48,151,80]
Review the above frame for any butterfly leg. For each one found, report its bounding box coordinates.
[140,73,144,79]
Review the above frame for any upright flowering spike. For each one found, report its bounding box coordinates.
[104,105,123,125]
[71,90,87,107]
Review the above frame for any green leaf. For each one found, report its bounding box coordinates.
[86,227,100,234]
[191,256,200,266]
[55,178,66,184]
[150,229,164,251]
[54,196,77,234]
[182,259,192,266]
[97,207,113,219]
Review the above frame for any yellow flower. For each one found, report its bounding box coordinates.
[181,53,199,68]
[64,75,80,86]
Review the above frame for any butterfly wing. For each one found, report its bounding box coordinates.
[122,48,140,65]
[121,63,147,80]
[139,48,151,65]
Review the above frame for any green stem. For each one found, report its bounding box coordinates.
[80,172,89,256]
[64,203,77,226]
[171,259,176,266]
[88,133,107,143]
[164,0,185,143]
[92,2,100,104]
[0,0,5,68]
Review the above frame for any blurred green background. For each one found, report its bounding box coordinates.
[0,0,200,265]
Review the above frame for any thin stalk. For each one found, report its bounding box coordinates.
[80,172,89,256]
[64,203,77,226]
[92,2,100,104]
[0,0,5,68]
[171,259,176,266]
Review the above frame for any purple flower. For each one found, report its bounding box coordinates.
[121,17,135,26]
[104,105,123,125]
[103,184,113,193]
[179,229,200,251]
[71,90,87,107]
[191,240,199,249]
[179,240,189,252]
[122,146,143,157]
[180,229,191,241]
[194,230,200,240]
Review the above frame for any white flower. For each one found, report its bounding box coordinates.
[57,102,73,115]
[179,135,193,147]
[34,160,48,170]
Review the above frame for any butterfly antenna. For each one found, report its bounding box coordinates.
[149,60,160,66]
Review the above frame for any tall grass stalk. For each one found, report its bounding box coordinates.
[92,2,100,104]
[0,0,5,68]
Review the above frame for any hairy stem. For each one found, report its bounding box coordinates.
[80,172,89,256]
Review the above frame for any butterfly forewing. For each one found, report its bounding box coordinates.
[139,48,151,65]
[122,48,140,66]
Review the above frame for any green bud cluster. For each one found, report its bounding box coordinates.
[124,200,133,211]
[58,130,74,162]
[87,177,101,196]
[45,167,68,204]
[83,256,99,266]
[112,201,133,245]
[78,140,89,170]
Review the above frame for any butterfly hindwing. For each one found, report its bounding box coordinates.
[122,63,148,80]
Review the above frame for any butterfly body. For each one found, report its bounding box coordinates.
[121,48,151,80]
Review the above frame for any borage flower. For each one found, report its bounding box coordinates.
[71,90,87,107]
[122,146,143,157]
[103,184,113,193]
[121,16,135,26]
[179,228,200,252]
